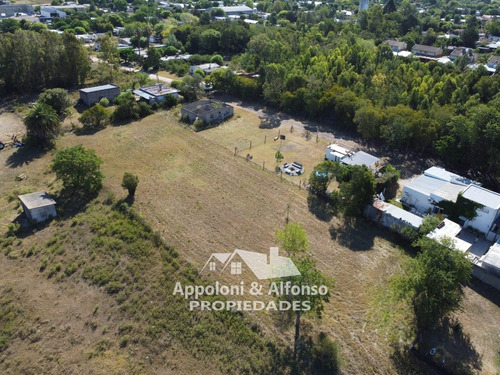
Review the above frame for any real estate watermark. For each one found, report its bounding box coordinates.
[172,247,329,311]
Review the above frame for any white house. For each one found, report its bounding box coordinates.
[461,185,500,241]
[18,192,57,223]
[133,83,179,105]
[340,150,380,171]
[401,167,500,240]
[479,239,500,275]
[325,144,349,162]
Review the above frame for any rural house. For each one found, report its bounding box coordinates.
[207,5,254,16]
[181,100,233,124]
[340,150,380,171]
[18,192,57,223]
[411,44,443,58]
[79,84,120,107]
[201,247,300,280]
[189,63,223,75]
[383,39,407,52]
[487,55,500,70]
[365,198,423,231]
[133,83,179,105]
[325,144,349,162]
[0,4,33,17]
[400,167,500,241]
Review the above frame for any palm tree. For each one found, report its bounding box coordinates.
[24,103,61,147]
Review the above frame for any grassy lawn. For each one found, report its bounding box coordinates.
[157,70,181,81]
[200,108,330,185]
[1,108,499,374]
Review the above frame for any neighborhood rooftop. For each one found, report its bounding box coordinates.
[462,185,500,209]
[426,219,471,253]
[424,166,481,186]
[405,175,466,202]
[372,199,423,229]
[80,84,118,93]
[18,192,56,210]
[341,150,379,167]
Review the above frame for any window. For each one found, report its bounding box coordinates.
[231,262,242,275]
[209,262,216,271]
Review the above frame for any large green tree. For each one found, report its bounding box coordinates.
[394,238,471,329]
[24,103,61,147]
[38,88,72,117]
[337,165,375,217]
[52,145,103,193]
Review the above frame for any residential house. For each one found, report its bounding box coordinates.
[189,63,223,75]
[426,219,472,253]
[0,4,33,17]
[487,55,500,70]
[201,247,300,280]
[18,192,57,223]
[401,167,500,241]
[460,185,500,241]
[208,5,254,16]
[340,150,380,171]
[79,84,120,106]
[411,44,443,57]
[365,198,423,231]
[40,4,85,18]
[325,144,349,162]
[133,83,179,105]
[181,100,233,124]
[449,47,477,63]
[383,39,407,53]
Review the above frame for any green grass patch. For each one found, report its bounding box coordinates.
[0,286,23,353]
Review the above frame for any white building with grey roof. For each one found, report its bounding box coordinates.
[18,192,57,223]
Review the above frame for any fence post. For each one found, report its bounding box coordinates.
[250,141,252,150]
[234,147,237,156]
[263,161,265,170]
[264,135,266,144]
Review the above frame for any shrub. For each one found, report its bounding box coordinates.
[193,118,205,131]
[38,88,72,116]
[52,145,103,194]
[161,94,178,109]
[138,101,153,118]
[121,172,139,197]
[79,104,110,130]
[99,97,110,107]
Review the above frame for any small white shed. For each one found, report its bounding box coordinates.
[18,192,57,223]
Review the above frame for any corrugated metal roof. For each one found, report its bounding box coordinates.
[373,200,423,228]
[80,84,118,93]
[462,185,500,209]
[341,151,379,168]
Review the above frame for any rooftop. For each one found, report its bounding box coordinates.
[462,185,500,209]
[341,150,379,168]
[217,5,253,12]
[480,240,500,271]
[373,199,423,229]
[405,175,466,202]
[423,166,480,186]
[135,83,179,97]
[19,192,56,210]
[426,219,471,253]
[182,99,230,113]
[80,84,118,93]
[412,44,442,52]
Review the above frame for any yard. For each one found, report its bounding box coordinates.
[0,109,499,374]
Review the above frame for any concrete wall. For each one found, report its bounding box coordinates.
[22,205,57,223]
[80,87,120,107]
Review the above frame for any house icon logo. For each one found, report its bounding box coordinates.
[200,247,301,280]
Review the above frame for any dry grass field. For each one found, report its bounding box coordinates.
[1,108,499,374]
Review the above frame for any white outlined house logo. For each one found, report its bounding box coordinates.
[200,247,301,280]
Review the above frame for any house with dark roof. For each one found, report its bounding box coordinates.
[181,100,233,124]
[487,55,500,70]
[449,47,477,63]
[79,84,120,106]
[0,4,33,17]
[383,39,407,52]
[411,44,443,57]
[340,150,380,171]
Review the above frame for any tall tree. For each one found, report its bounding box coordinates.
[24,103,61,147]
[52,145,103,193]
[274,222,333,358]
[394,237,471,329]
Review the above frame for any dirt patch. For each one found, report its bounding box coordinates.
[0,112,25,144]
